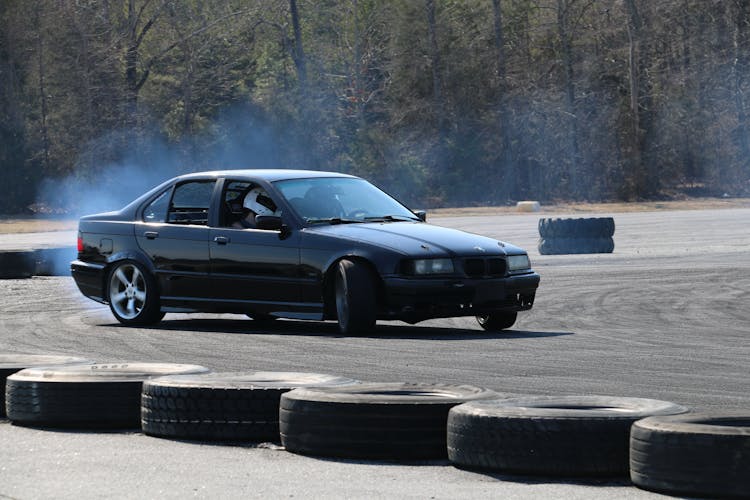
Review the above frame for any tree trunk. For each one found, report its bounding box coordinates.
[289,0,307,91]
[125,0,138,124]
[624,0,655,198]
[492,0,516,200]
[733,0,750,186]
[36,16,51,172]
[556,0,581,199]
[426,0,443,121]
[123,0,162,130]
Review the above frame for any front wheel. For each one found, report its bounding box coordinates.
[107,260,164,325]
[335,259,377,335]
[476,312,517,331]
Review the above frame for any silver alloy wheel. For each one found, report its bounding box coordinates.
[109,263,147,320]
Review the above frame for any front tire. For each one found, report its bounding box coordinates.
[335,259,376,334]
[107,260,163,325]
[476,311,517,331]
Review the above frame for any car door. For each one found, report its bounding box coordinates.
[208,179,305,312]
[135,179,216,300]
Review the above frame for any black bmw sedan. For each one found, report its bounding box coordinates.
[71,170,539,334]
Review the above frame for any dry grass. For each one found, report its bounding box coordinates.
[1,197,748,233]
[0,217,78,234]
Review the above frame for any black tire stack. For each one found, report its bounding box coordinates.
[630,413,750,498]
[447,396,687,477]
[538,217,615,255]
[0,354,92,416]
[280,383,498,459]
[141,371,360,442]
[3,351,749,496]
[0,251,35,279]
[5,362,210,428]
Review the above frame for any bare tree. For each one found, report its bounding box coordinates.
[289,0,308,91]
[556,0,582,198]
[34,5,51,171]
[623,0,657,197]
[491,0,516,199]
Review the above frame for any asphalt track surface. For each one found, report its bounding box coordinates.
[1,208,749,499]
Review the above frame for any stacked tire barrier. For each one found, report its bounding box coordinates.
[0,354,92,416]
[0,246,76,278]
[279,383,498,459]
[538,217,615,255]
[446,396,688,477]
[630,413,750,498]
[5,362,210,428]
[3,351,749,496]
[142,372,360,442]
[0,251,35,279]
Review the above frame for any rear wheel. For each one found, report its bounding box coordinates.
[107,260,164,325]
[476,312,517,331]
[335,259,376,334]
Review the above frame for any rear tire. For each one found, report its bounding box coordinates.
[107,260,164,325]
[335,259,376,334]
[476,312,517,331]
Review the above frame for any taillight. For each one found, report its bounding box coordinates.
[77,233,84,253]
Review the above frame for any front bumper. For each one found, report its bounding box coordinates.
[70,259,107,304]
[381,271,540,323]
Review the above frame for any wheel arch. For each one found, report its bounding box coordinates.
[321,254,384,320]
[101,250,158,302]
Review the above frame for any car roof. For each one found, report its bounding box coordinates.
[175,169,358,183]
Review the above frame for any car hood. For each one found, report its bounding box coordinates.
[307,222,524,256]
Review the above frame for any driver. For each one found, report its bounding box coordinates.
[233,187,278,229]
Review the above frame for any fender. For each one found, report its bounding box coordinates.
[106,249,157,275]
[98,249,158,301]
[319,248,389,319]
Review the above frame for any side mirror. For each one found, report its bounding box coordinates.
[413,210,427,222]
[255,215,283,230]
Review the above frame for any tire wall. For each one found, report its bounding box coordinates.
[538,218,615,255]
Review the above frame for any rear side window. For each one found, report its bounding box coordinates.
[166,181,215,225]
[172,181,214,209]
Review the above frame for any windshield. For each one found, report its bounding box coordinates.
[273,177,419,224]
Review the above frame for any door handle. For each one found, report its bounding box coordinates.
[214,236,230,245]
[144,231,159,239]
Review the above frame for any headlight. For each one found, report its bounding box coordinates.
[507,254,531,271]
[402,258,454,275]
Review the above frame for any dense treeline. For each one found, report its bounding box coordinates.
[1,0,749,213]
